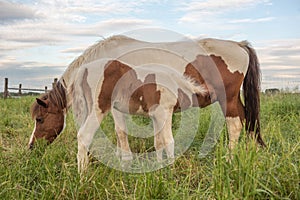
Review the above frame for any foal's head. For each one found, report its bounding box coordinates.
[28,82,67,149]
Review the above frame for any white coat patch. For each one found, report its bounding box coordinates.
[199,39,249,75]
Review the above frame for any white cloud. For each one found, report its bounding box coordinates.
[179,0,271,12]
[0,21,70,51]
[0,17,152,50]
[178,0,272,23]
[90,19,153,35]
[0,0,38,21]
[257,39,300,67]
[273,74,299,79]
[256,38,300,89]
[229,17,275,24]
[31,0,151,23]
[0,55,18,69]
[60,47,86,54]
[0,0,154,50]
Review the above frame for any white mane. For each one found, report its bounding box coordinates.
[71,35,134,68]
[61,35,139,88]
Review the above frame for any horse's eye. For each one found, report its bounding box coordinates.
[36,117,44,123]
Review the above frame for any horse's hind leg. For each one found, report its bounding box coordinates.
[77,110,104,174]
[222,95,245,151]
[111,109,133,161]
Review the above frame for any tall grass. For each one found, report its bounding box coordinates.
[0,94,299,199]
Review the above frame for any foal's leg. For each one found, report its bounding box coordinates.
[153,109,174,162]
[77,110,104,173]
[111,109,133,161]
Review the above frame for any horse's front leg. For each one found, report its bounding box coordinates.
[152,108,174,162]
[112,109,132,161]
[77,137,89,174]
[77,110,103,174]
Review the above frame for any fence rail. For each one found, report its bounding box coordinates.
[3,78,58,99]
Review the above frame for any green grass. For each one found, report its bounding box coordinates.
[0,94,299,199]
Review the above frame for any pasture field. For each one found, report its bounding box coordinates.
[0,94,299,199]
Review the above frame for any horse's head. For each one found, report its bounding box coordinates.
[28,83,67,149]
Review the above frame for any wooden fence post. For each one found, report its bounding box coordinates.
[18,84,22,96]
[52,78,58,89]
[4,78,9,99]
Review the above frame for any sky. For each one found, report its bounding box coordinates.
[0,0,299,92]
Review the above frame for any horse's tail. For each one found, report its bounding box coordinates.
[240,41,266,147]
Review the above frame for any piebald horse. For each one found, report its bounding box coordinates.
[29,35,265,173]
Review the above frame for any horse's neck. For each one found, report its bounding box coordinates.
[58,36,140,108]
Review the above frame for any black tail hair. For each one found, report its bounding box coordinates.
[242,42,266,147]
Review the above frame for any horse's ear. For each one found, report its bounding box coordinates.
[36,98,48,108]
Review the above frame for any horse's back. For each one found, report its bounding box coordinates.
[198,38,249,75]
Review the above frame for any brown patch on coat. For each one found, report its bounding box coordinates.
[98,60,134,113]
[140,74,161,113]
[184,55,244,117]
[98,60,161,115]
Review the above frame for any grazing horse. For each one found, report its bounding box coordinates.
[29,35,265,173]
